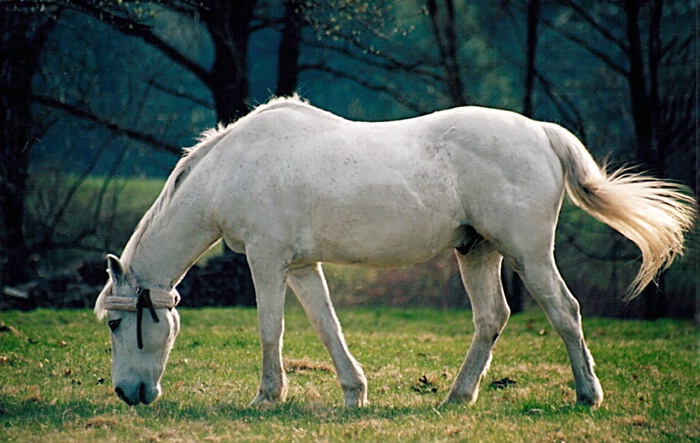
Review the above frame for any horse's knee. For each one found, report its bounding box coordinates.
[495,302,511,329]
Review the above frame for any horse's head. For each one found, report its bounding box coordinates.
[95,254,181,406]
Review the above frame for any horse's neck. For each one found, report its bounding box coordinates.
[124,210,220,290]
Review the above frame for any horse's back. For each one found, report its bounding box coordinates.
[197,100,566,266]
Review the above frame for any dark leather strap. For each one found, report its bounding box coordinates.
[135,289,160,349]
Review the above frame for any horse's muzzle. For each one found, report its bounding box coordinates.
[115,382,159,406]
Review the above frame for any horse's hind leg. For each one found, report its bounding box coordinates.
[444,241,510,405]
[515,253,603,407]
[287,264,368,407]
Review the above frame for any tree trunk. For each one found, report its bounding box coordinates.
[624,0,669,318]
[647,0,664,174]
[276,0,304,97]
[0,12,56,287]
[624,0,656,170]
[427,0,468,106]
[523,0,540,118]
[205,0,257,124]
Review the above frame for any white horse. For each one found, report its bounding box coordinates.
[95,96,695,408]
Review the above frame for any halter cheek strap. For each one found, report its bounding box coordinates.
[135,288,159,350]
[103,276,180,350]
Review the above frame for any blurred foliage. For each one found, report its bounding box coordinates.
[24,172,163,274]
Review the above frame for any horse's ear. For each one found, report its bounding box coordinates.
[106,254,125,285]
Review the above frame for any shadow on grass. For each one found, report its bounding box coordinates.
[129,396,598,425]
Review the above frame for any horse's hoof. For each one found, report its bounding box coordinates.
[576,391,603,408]
[575,378,603,408]
[249,388,287,407]
[343,385,369,408]
[441,390,477,407]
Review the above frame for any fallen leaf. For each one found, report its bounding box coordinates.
[411,373,438,394]
[624,415,648,427]
[440,367,452,381]
[27,385,41,403]
[489,377,517,389]
[0,324,21,336]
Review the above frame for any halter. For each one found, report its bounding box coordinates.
[103,275,180,349]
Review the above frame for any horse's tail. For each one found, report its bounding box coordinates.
[541,122,697,300]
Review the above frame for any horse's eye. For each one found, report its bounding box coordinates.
[108,319,121,333]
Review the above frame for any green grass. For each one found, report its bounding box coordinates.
[1,307,697,442]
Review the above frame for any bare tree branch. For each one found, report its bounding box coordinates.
[42,137,112,244]
[28,92,179,154]
[559,0,628,52]
[540,15,629,77]
[299,63,428,114]
[302,39,446,85]
[77,1,212,85]
[562,233,639,262]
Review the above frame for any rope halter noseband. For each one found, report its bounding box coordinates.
[103,275,180,350]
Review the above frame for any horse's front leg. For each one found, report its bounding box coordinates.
[246,248,290,406]
[287,263,368,407]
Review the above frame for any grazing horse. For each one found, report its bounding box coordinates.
[95,96,695,408]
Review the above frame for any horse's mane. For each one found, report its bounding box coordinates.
[120,95,308,264]
[95,95,308,318]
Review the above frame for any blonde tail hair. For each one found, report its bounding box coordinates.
[542,123,697,299]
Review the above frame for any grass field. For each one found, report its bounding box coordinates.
[1,306,698,442]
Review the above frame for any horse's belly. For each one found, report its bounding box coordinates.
[306,204,463,268]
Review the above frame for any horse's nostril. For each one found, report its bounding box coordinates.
[115,386,138,406]
[139,383,149,405]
